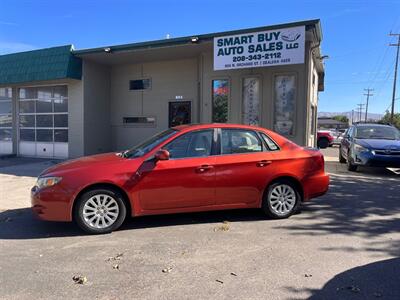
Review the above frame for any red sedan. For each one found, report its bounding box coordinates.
[31,124,329,234]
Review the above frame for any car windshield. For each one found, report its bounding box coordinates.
[355,126,400,140]
[122,129,177,158]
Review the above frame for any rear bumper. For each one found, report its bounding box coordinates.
[302,173,330,201]
[354,152,400,168]
[31,185,73,222]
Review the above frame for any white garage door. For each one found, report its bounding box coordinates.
[0,87,13,155]
[18,85,68,158]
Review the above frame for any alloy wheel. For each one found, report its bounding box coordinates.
[269,184,297,216]
[82,194,120,229]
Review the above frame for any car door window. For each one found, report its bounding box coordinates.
[164,130,213,159]
[221,129,262,154]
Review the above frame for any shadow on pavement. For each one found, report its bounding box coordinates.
[0,207,267,240]
[277,170,400,257]
[285,258,400,299]
[0,157,62,177]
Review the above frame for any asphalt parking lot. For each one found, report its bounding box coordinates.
[1,148,399,300]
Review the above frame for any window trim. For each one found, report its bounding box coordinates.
[257,131,281,152]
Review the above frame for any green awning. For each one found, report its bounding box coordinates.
[0,45,82,85]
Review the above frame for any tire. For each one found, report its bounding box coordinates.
[347,151,358,172]
[317,138,329,149]
[262,180,300,219]
[74,188,127,234]
[339,147,346,163]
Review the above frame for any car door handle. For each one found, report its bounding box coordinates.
[196,165,214,173]
[257,160,272,167]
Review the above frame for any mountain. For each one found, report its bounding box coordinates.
[318,111,383,122]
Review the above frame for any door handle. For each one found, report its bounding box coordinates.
[196,165,214,173]
[257,160,272,167]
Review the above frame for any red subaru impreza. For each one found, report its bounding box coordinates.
[32,124,329,234]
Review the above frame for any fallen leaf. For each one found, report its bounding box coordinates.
[162,267,173,273]
[216,279,224,284]
[304,274,312,278]
[113,264,119,270]
[214,221,230,232]
[230,272,237,276]
[72,275,87,285]
[106,253,124,262]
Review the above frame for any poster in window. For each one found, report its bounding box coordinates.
[242,77,260,126]
[169,101,191,127]
[274,75,296,135]
[212,80,229,123]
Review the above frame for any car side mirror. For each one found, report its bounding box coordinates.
[155,149,170,161]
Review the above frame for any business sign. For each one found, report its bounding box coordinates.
[213,26,305,71]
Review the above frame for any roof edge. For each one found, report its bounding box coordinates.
[74,19,321,56]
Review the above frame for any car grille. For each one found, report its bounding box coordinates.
[374,150,400,156]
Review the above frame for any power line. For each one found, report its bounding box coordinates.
[364,88,374,122]
[389,32,400,123]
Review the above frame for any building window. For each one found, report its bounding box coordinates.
[0,87,12,142]
[274,75,296,136]
[212,79,229,123]
[169,101,191,127]
[129,79,151,91]
[242,77,260,126]
[18,85,68,144]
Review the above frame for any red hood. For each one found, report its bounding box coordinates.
[41,152,129,176]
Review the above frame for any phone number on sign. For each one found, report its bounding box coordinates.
[232,53,282,62]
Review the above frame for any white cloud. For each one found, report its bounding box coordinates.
[0,41,36,55]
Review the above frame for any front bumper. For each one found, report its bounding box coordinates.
[353,151,400,168]
[31,185,73,222]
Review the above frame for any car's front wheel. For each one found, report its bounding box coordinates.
[262,180,300,219]
[347,151,358,172]
[74,188,127,234]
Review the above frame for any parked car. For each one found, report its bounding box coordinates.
[339,123,400,171]
[32,124,330,234]
[330,129,347,145]
[317,130,334,148]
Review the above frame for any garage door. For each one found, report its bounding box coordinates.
[0,87,13,155]
[18,85,68,158]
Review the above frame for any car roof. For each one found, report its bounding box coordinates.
[353,123,394,128]
[172,123,269,132]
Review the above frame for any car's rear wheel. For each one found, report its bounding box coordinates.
[262,180,300,219]
[74,188,126,234]
[317,137,329,149]
[347,151,358,172]
[339,147,346,163]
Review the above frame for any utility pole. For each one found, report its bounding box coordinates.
[364,88,373,122]
[389,32,400,123]
[351,109,354,124]
[357,104,365,123]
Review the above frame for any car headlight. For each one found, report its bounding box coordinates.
[353,144,368,153]
[36,176,62,189]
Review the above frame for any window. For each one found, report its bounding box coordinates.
[0,87,12,142]
[242,77,260,125]
[221,129,262,154]
[164,130,213,159]
[129,79,151,90]
[169,101,191,127]
[274,75,296,136]
[18,85,68,144]
[260,133,279,151]
[212,79,229,123]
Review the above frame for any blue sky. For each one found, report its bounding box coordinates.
[0,0,399,114]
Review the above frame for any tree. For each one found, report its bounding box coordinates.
[332,115,349,124]
[378,111,400,129]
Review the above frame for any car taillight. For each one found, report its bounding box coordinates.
[315,154,325,172]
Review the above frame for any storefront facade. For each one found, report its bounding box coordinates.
[0,19,324,158]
